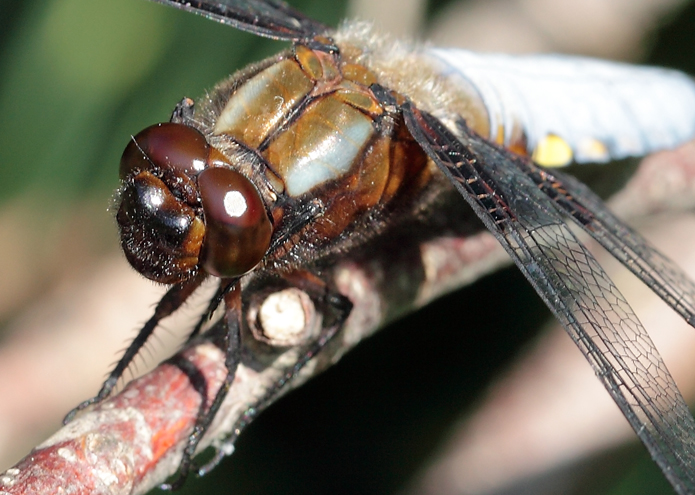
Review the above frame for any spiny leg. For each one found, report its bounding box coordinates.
[198,274,352,475]
[187,280,237,341]
[63,272,207,423]
[160,280,243,491]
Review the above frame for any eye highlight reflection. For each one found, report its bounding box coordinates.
[223,190,248,218]
[198,166,272,278]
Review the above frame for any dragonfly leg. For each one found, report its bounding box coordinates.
[186,280,237,341]
[196,271,352,477]
[170,96,195,124]
[63,273,207,424]
[160,281,244,491]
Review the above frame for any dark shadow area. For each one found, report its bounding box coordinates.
[172,266,549,494]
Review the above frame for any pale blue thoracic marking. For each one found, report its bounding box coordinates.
[284,117,373,196]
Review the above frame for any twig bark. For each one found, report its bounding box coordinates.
[0,343,225,495]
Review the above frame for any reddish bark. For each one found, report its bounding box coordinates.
[0,343,226,495]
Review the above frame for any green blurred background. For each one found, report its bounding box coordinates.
[1,0,695,494]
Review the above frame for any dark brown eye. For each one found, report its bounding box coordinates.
[117,122,210,284]
[198,167,272,278]
[119,122,209,181]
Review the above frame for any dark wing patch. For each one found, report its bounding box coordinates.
[149,0,330,41]
[402,103,695,494]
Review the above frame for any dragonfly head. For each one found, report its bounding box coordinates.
[116,122,273,284]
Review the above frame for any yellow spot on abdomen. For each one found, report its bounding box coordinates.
[532,134,573,167]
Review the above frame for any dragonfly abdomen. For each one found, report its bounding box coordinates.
[427,48,695,167]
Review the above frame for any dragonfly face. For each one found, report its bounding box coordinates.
[58,0,695,492]
[117,122,272,283]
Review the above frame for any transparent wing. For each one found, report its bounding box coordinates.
[149,0,329,41]
[403,103,695,495]
[525,161,695,327]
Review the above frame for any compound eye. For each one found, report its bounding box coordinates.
[198,167,272,278]
[119,122,209,180]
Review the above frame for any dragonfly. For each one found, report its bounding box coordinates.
[56,0,695,492]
